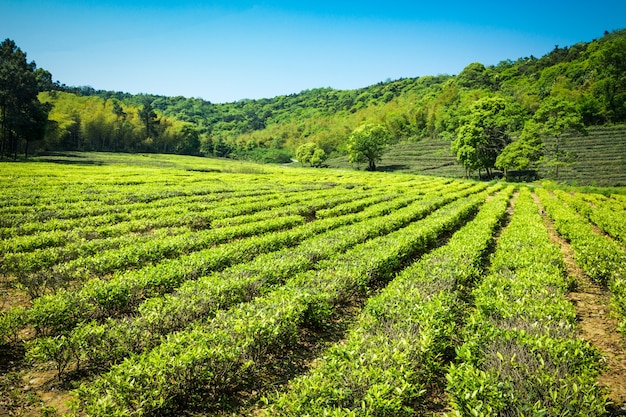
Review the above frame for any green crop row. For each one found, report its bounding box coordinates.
[446,189,606,416]
[537,188,626,336]
[555,190,626,246]
[313,178,452,219]
[0,185,278,233]
[25,182,487,373]
[72,188,487,416]
[0,184,358,259]
[0,172,381,239]
[13,184,439,339]
[1,185,386,288]
[0,181,344,241]
[2,214,303,302]
[261,187,513,416]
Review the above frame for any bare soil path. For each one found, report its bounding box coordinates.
[534,192,626,415]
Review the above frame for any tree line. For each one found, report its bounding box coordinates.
[1,29,625,174]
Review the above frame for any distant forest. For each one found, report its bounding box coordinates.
[1,29,625,172]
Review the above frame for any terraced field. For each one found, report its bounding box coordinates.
[1,153,625,416]
[327,125,626,187]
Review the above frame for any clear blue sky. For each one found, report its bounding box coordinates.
[2,0,625,103]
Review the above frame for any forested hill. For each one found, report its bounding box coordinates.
[3,29,626,183]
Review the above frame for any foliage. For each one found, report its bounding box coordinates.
[0,38,50,159]
[38,91,204,155]
[1,154,623,414]
[532,97,585,179]
[346,123,391,171]
[447,189,607,416]
[295,142,326,167]
[0,29,623,177]
[495,135,542,172]
[537,188,626,335]
[451,95,524,177]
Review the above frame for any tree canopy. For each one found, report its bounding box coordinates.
[346,123,391,171]
[0,38,49,159]
[451,96,524,177]
[295,142,326,167]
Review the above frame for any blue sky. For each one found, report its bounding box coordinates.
[2,0,625,103]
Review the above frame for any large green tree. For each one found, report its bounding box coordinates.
[495,125,543,175]
[0,38,49,159]
[451,96,524,178]
[591,35,626,122]
[138,99,159,141]
[346,123,390,171]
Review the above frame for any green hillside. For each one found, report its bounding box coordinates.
[2,29,626,185]
[326,136,465,178]
[539,125,626,186]
[327,125,626,186]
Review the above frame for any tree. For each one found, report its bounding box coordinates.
[0,38,49,159]
[496,135,543,176]
[451,96,524,178]
[138,99,158,140]
[592,36,626,122]
[532,96,585,179]
[295,142,326,167]
[456,62,492,90]
[175,123,201,155]
[346,123,390,171]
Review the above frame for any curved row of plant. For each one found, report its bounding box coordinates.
[1,180,479,343]
[0,184,365,261]
[1,184,406,299]
[446,189,606,416]
[537,188,626,336]
[550,190,626,246]
[0,186,309,250]
[73,188,489,416]
[0,183,282,236]
[25,182,489,376]
[259,186,513,416]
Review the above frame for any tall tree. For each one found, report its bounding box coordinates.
[138,99,158,140]
[592,36,626,122]
[346,123,390,171]
[0,38,49,159]
[451,96,524,178]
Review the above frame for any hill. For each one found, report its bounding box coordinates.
[325,125,626,186]
[325,136,465,178]
[539,125,626,186]
[2,29,626,185]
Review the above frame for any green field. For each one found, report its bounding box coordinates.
[326,125,626,187]
[1,153,625,416]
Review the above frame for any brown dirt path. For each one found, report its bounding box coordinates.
[533,192,626,415]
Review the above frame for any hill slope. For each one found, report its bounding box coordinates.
[7,28,625,185]
[539,125,626,186]
[327,125,626,186]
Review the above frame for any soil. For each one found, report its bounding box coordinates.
[534,192,626,415]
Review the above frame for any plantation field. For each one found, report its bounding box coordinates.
[326,125,626,187]
[1,152,625,417]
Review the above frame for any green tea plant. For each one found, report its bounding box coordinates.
[73,190,487,416]
[262,187,513,416]
[538,188,626,335]
[26,182,487,372]
[446,189,607,416]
